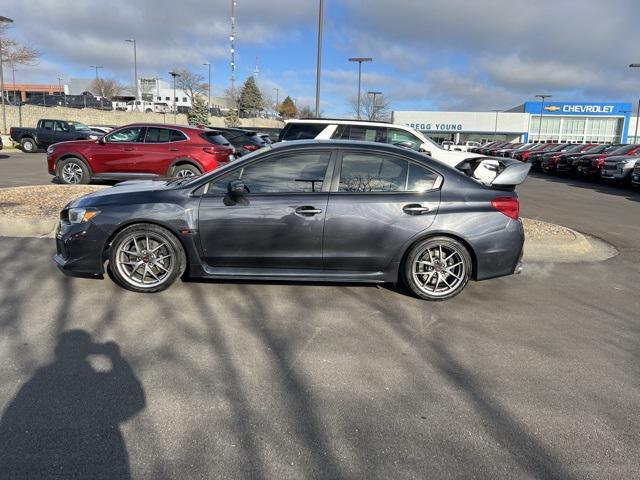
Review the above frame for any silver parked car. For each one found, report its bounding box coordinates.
[601,155,640,183]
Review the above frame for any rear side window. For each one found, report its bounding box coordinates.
[42,121,55,130]
[332,125,387,143]
[145,128,172,143]
[280,123,326,141]
[407,163,439,192]
[202,132,230,145]
[171,130,187,142]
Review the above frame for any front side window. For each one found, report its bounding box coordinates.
[55,121,70,132]
[208,152,331,194]
[107,127,143,143]
[144,128,172,143]
[339,153,439,193]
[42,120,55,130]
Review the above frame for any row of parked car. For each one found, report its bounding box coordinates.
[469,141,640,187]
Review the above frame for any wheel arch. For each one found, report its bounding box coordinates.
[167,158,203,176]
[56,153,94,175]
[397,231,478,282]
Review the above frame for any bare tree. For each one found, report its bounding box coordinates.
[348,93,391,121]
[174,68,206,101]
[1,23,40,67]
[298,104,315,118]
[89,78,124,98]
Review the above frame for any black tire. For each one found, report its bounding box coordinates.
[108,223,186,293]
[403,236,472,301]
[21,137,37,153]
[57,157,91,184]
[170,164,201,178]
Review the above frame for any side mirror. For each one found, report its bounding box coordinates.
[393,141,415,150]
[228,180,247,196]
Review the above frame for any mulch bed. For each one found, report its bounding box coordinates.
[0,185,107,218]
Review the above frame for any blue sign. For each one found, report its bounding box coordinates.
[524,101,631,116]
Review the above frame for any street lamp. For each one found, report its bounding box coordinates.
[90,65,103,80]
[535,94,552,143]
[492,109,501,141]
[203,62,211,113]
[125,39,138,102]
[169,71,180,124]
[629,64,640,142]
[0,15,15,134]
[273,87,279,115]
[315,0,325,117]
[349,57,372,120]
[367,91,382,120]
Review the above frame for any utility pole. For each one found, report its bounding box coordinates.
[273,87,279,115]
[12,62,21,126]
[492,109,501,140]
[535,94,552,143]
[367,91,382,120]
[90,65,103,80]
[203,62,211,112]
[348,57,372,120]
[169,71,180,124]
[90,65,104,109]
[125,39,138,102]
[315,0,324,117]
[57,76,66,108]
[0,15,14,134]
[230,0,237,92]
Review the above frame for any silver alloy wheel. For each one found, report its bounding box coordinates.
[61,162,84,184]
[411,243,465,297]
[114,233,173,288]
[23,139,34,152]
[175,168,196,177]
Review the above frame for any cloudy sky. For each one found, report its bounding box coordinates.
[3,0,640,115]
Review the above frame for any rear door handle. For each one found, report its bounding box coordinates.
[403,203,430,215]
[295,206,323,216]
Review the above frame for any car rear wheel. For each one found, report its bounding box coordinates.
[21,137,37,153]
[57,157,91,184]
[403,236,472,301]
[171,164,200,178]
[109,224,186,293]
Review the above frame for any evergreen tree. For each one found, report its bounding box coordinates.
[187,95,210,126]
[224,108,241,127]
[238,76,264,116]
[278,96,298,119]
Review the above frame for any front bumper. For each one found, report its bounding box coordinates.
[54,220,106,278]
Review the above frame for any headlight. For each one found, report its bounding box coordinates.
[68,208,100,224]
[47,145,55,154]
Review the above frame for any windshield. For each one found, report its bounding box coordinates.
[70,121,91,131]
[610,144,636,155]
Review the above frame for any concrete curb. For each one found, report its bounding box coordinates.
[0,215,58,238]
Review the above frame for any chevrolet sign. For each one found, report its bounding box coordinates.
[561,104,615,113]
[543,105,561,112]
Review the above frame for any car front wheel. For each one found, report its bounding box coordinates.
[404,236,472,301]
[57,157,91,184]
[109,224,186,293]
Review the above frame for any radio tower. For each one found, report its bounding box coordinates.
[230,0,237,91]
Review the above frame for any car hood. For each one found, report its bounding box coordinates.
[51,138,98,149]
[68,179,173,207]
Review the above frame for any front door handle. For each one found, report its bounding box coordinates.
[169,148,179,152]
[403,203,430,215]
[295,206,323,216]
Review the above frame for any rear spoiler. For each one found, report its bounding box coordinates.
[456,156,531,189]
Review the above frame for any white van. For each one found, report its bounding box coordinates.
[125,100,155,113]
[279,119,501,183]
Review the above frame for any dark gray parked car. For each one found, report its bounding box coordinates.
[54,140,529,300]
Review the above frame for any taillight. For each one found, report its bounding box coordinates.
[243,144,261,152]
[202,147,218,155]
[491,197,519,220]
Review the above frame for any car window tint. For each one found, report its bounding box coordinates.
[407,163,439,192]
[387,129,421,150]
[339,153,408,193]
[346,126,387,143]
[145,128,172,143]
[55,121,70,132]
[208,152,331,194]
[170,130,187,141]
[42,121,55,131]
[280,123,326,140]
[203,132,230,145]
[107,127,142,143]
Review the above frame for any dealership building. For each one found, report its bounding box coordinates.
[392,101,638,145]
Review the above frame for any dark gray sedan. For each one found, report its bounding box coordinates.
[54,140,528,300]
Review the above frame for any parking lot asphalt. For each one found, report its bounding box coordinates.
[0,152,639,479]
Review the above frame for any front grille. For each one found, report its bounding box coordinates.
[602,162,618,172]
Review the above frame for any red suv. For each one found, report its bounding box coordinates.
[47,123,235,184]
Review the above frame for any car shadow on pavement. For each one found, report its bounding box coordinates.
[0,330,145,480]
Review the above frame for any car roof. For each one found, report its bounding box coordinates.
[284,118,394,126]
[114,123,206,132]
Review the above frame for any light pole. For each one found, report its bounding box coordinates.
[169,71,180,124]
[367,91,381,120]
[125,39,138,102]
[315,0,324,117]
[56,77,66,108]
[90,65,103,80]
[12,62,21,126]
[273,87,279,115]
[492,109,501,141]
[535,94,552,143]
[348,57,372,120]
[629,64,640,142]
[0,15,14,134]
[203,62,211,113]
[90,65,104,109]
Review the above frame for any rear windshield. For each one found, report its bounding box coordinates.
[279,123,326,141]
[245,132,267,146]
[202,132,230,145]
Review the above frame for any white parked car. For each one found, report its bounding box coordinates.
[125,100,155,113]
[279,119,502,183]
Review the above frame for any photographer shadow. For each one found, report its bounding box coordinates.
[0,330,145,480]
